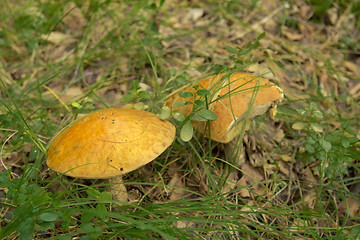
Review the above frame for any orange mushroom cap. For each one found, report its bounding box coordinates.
[166,72,284,143]
[47,108,175,178]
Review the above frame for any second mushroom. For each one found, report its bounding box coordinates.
[166,72,284,166]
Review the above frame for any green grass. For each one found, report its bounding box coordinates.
[1,0,359,239]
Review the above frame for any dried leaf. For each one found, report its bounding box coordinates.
[222,171,239,194]
[282,26,304,41]
[300,5,314,20]
[339,196,360,218]
[273,128,285,142]
[280,154,293,162]
[344,61,359,75]
[326,7,338,25]
[41,32,75,45]
[63,2,87,31]
[167,171,186,202]
[278,160,290,177]
[238,164,265,198]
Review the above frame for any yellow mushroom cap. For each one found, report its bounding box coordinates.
[47,108,176,178]
[166,72,284,143]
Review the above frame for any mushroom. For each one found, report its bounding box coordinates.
[166,72,283,166]
[47,108,176,202]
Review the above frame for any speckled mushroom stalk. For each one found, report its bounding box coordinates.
[47,108,176,202]
[166,72,284,167]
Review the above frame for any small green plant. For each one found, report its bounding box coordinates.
[292,102,359,179]
[0,169,52,240]
[120,80,151,110]
[162,32,266,143]
[164,86,217,142]
[210,32,265,74]
[337,36,359,51]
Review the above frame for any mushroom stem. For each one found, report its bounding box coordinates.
[225,135,246,169]
[108,175,128,202]
[223,119,251,168]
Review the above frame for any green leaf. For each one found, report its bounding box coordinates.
[18,217,34,240]
[348,148,360,160]
[310,123,323,133]
[194,100,206,108]
[169,67,177,76]
[81,222,94,233]
[349,137,359,144]
[99,192,112,202]
[309,102,316,110]
[292,122,306,130]
[344,127,356,135]
[296,109,306,115]
[325,134,339,143]
[173,111,185,122]
[36,220,55,231]
[306,134,316,144]
[86,188,99,199]
[190,114,207,121]
[253,32,265,49]
[131,80,139,89]
[341,138,350,148]
[134,102,148,110]
[316,150,326,161]
[71,101,81,108]
[305,144,315,153]
[225,45,238,53]
[180,121,193,142]
[120,92,135,103]
[196,89,210,96]
[138,90,151,100]
[32,122,43,131]
[172,100,185,108]
[159,106,171,120]
[59,235,72,240]
[313,110,323,119]
[197,109,217,121]
[320,139,331,151]
[179,91,193,98]
[96,203,109,222]
[39,212,59,222]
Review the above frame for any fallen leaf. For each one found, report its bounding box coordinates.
[238,164,265,198]
[339,196,360,218]
[281,26,304,41]
[222,171,239,194]
[41,32,75,45]
[166,162,186,202]
[273,128,285,142]
[326,7,338,25]
[278,160,290,177]
[280,154,293,162]
[63,2,87,31]
[303,190,316,209]
[344,61,359,75]
[300,5,314,20]
[62,87,84,102]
